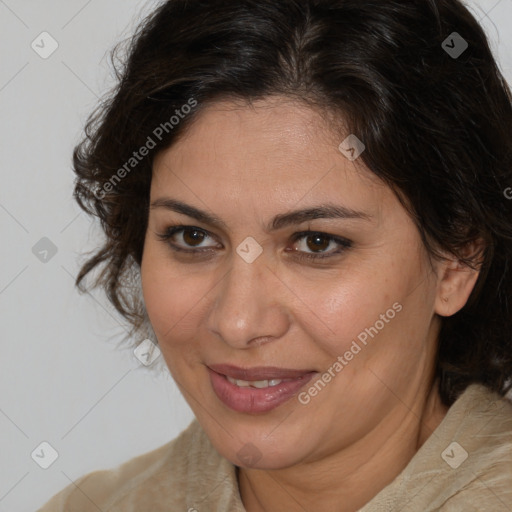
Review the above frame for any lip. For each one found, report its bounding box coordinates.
[207,364,315,381]
[207,365,317,414]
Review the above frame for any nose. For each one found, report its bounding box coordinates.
[206,250,291,349]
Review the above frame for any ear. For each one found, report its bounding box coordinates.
[434,240,485,317]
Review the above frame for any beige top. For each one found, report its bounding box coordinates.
[38,383,512,511]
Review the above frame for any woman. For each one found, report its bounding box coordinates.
[39,0,512,510]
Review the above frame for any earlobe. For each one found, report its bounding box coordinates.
[434,241,485,317]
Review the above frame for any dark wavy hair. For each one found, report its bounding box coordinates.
[73,0,512,406]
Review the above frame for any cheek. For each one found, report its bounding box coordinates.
[141,267,211,378]
[313,287,368,341]
[304,258,423,363]
[302,267,391,338]
[140,246,210,343]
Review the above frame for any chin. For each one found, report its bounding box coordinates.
[197,411,314,470]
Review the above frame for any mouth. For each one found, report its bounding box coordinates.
[207,364,317,414]
[224,376,292,388]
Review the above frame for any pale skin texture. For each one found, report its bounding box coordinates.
[140,96,481,512]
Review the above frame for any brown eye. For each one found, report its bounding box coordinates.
[293,233,338,254]
[182,229,206,247]
[305,234,331,253]
[289,231,352,261]
[157,226,219,251]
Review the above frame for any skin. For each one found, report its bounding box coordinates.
[140,96,481,512]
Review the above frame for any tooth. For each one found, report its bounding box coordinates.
[227,376,248,386]
[251,380,269,388]
[226,376,285,388]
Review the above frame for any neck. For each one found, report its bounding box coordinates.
[238,379,448,512]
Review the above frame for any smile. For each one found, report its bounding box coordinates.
[207,364,317,414]
[225,377,291,388]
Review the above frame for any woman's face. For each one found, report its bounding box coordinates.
[141,96,446,469]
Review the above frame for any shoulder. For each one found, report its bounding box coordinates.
[37,419,236,512]
[418,384,512,510]
[436,384,512,511]
[361,383,512,511]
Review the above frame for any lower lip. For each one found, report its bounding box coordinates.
[208,368,316,414]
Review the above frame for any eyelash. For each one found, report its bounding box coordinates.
[156,225,352,262]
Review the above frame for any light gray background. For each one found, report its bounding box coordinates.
[0,1,511,510]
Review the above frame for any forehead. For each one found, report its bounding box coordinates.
[151,96,391,222]
[155,97,337,165]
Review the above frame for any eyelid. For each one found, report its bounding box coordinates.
[289,230,351,247]
[157,225,352,259]
[156,225,220,249]
[288,230,352,259]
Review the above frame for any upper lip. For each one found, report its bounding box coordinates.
[208,364,315,381]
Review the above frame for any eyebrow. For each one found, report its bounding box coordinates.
[150,198,372,232]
